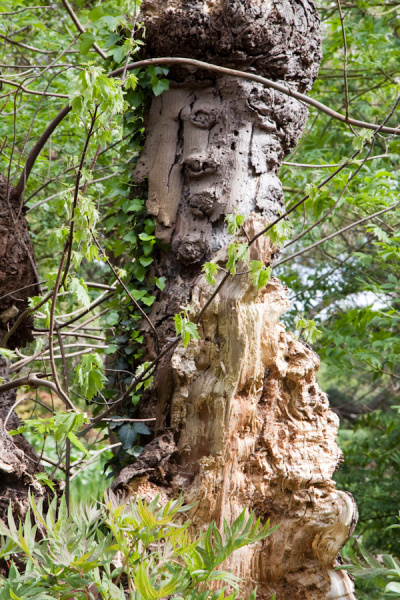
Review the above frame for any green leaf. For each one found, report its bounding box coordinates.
[202,262,219,286]
[225,212,245,236]
[151,78,170,96]
[267,219,292,248]
[68,431,90,457]
[295,316,322,344]
[79,32,96,54]
[0,348,17,360]
[69,277,91,309]
[174,310,200,347]
[74,353,107,401]
[385,582,400,594]
[88,6,105,21]
[305,183,319,201]
[34,473,56,493]
[249,261,271,290]
[226,242,249,275]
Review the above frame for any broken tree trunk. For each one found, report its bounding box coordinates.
[112,1,358,598]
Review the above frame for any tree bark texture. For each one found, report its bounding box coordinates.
[113,2,358,598]
[0,178,44,523]
[0,175,40,348]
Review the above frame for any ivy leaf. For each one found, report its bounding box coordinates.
[118,422,151,450]
[151,78,170,96]
[155,276,166,291]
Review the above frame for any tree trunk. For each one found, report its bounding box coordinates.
[0,177,44,523]
[112,2,358,598]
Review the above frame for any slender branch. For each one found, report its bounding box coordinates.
[275,201,400,267]
[58,291,115,329]
[47,247,76,411]
[0,6,48,15]
[60,0,107,60]
[282,154,388,169]
[0,372,71,399]
[0,33,56,55]
[91,233,160,354]
[26,171,120,213]
[80,337,180,434]
[337,0,351,124]
[15,56,400,199]
[1,290,53,347]
[0,280,46,303]
[109,57,400,135]
[14,105,72,198]
[0,77,69,98]
[69,442,122,481]
[25,134,130,203]
[61,107,98,288]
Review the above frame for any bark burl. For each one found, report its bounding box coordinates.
[113,2,357,598]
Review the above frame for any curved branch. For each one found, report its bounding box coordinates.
[275,201,400,267]
[14,105,72,198]
[110,57,400,135]
[61,0,107,60]
[14,56,400,200]
[0,77,69,98]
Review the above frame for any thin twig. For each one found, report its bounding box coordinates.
[275,201,400,267]
[61,0,107,60]
[0,78,68,98]
[91,233,160,354]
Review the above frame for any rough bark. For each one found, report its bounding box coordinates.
[113,2,358,598]
[0,174,40,348]
[0,357,44,523]
[0,178,44,524]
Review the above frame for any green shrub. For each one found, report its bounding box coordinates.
[0,493,277,600]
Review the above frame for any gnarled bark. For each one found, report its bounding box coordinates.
[113,2,357,598]
[0,178,44,523]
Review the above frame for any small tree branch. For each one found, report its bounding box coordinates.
[110,57,400,135]
[275,201,400,267]
[0,77,68,98]
[60,0,107,60]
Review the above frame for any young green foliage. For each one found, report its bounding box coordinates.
[225,212,246,236]
[174,307,200,347]
[0,493,276,600]
[74,353,107,401]
[266,219,292,249]
[10,412,90,457]
[203,262,220,286]
[249,261,272,290]
[295,316,322,345]
[226,243,249,275]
